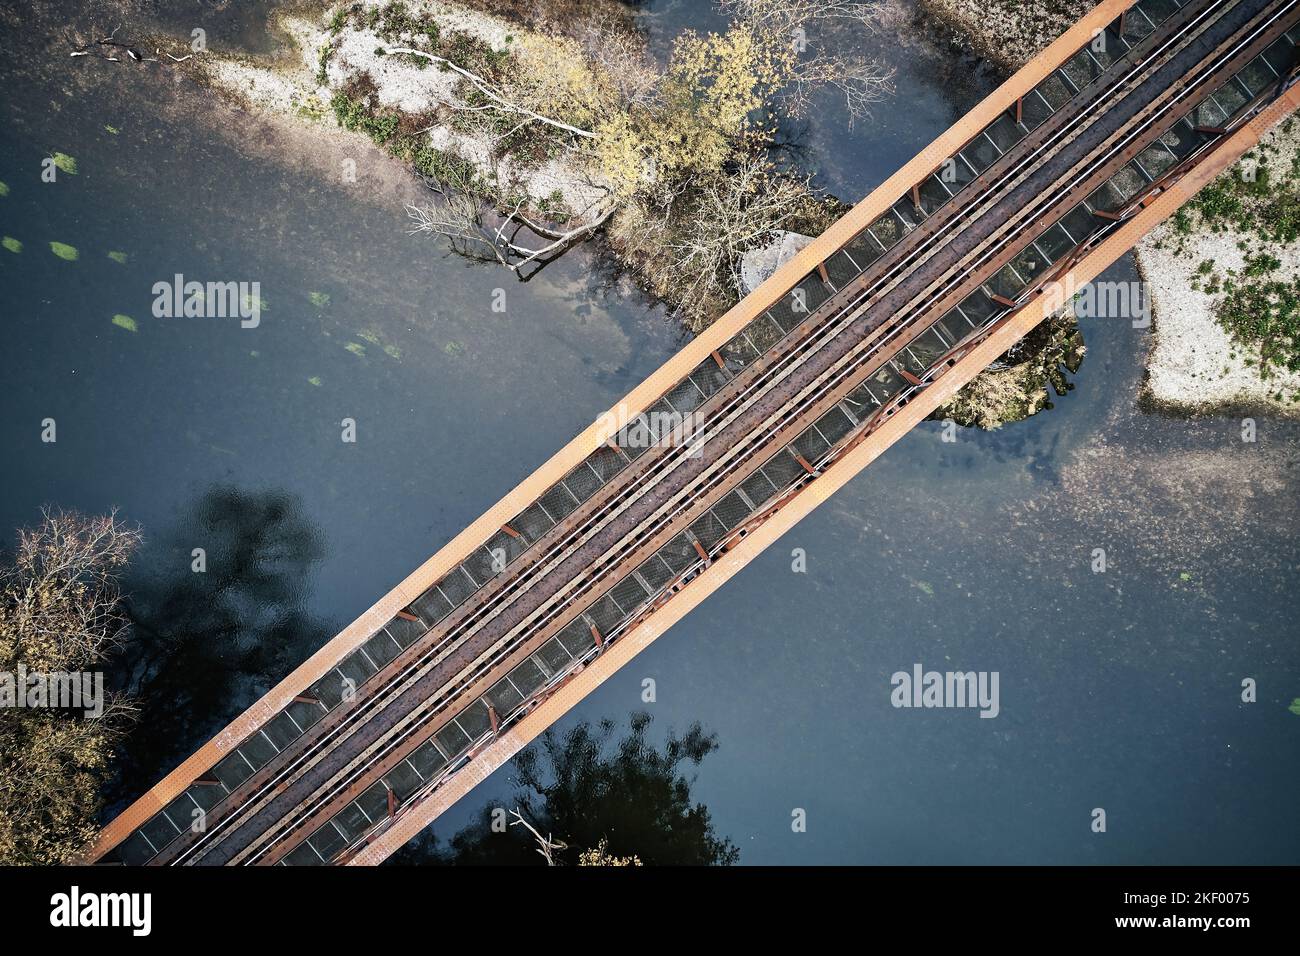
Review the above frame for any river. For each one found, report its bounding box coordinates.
[1,0,1296,864]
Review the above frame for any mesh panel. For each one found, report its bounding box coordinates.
[586,595,625,637]
[762,449,805,491]
[635,554,675,590]
[538,483,579,522]
[988,263,1027,300]
[564,462,603,503]
[118,832,158,866]
[332,802,373,842]
[338,650,378,688]
[824,250,860,289]
[287,698,326,732]
[356,782,391,822]
[464,544,505,587]
[893,198,923,230]
[586,444,628,482]
[408,740,448,779]
[212,752,254,791]
[263,711,302,750]
[908,328,950,368]
[868,363,905,399]
[666,377,706,413]
[642,400,675,441]
[308,672,346,710]
[741,470,779,507]
[436,720,471,757]
[512,502,555,543]
[869,212,904,249]
[617,417,652,460]
[455,701,493,740]
[162,793,197,833]
[383,761,424,799]
[139,812,181,852]
[792,427,830,464]
[485,528,528,567]
[1216,78,1251,114]
[1012,244,1051,284]
[935,310,974,347]
[410,586,453,625]
[745,313,785,354]
[1057,204,1097,244]
[1235,56,1277,97]
[713,490,752,530]
[844,231,882,269]
[187,781,227,812]
[385,615,426,649]
[438,566,478,605]
[843,383,881,421]
[721,332,760,372]
[690,511,727,550]
[1110,163,1149,202]
[1122,7,1155,43]
[1036,223,1076,263]
[308,822,347,861]
[509,657,549,696]
[284,842,323,866]
[536,638,573,675]
[691,360,730,398]
[1019,89,1054,130]
[961,134,999,175]
[816,406,856,446]
[556,619,596,657]
[610,575,650,614]
[657,533,698,573]
[917,175,951,214]
[485,676,524,713]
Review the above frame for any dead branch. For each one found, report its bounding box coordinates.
[384,47,598,140]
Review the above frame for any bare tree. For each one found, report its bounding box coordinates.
[406,159,613,278]
[665,153,810,316]
[718,0,896,124]
[508,808,567,865]
[0,508,140,865]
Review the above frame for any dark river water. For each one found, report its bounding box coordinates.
[1,0,1296,864]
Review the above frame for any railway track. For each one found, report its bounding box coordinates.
[96,0,1299,867]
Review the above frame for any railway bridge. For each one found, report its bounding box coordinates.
[89,0,1300,865]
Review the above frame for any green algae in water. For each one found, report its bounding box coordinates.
[0,181,9,197]
[49,242,78,261]
[51,152,77,174]
[444,341,465,357]
[308,376,322,387]
[107,250,128,264]
[345,341,366,357]
[105,125,119,135]
[111,314,137,333]
[358,329,381,344]
[308,291,331,309]
[383,343,402,359]
[1289,699,1300,716]
[2,237,21,254]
